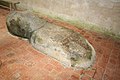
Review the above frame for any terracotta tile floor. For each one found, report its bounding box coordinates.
[0,8,120,80]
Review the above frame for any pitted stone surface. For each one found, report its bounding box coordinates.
[6,11,96,69]
[6,11,47,38]
[30,23,96,69]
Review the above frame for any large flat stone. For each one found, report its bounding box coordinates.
[30,22,96,69]
[6,11,96,69]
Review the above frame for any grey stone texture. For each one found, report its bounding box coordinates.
[6,11,47,38]
[30,23,96,69]
[6,11,96,69]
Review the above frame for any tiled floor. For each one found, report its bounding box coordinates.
[0,8,120,80]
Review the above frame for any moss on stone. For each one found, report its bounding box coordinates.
[37,37,43,43]
[86,51,92,60]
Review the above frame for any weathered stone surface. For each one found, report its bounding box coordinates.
[6,11,96,69]
[30,23,96,69]
[6,11,47,38]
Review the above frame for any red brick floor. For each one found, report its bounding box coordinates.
[0,8,120,80]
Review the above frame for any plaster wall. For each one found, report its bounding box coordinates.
[5,0,120,35]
